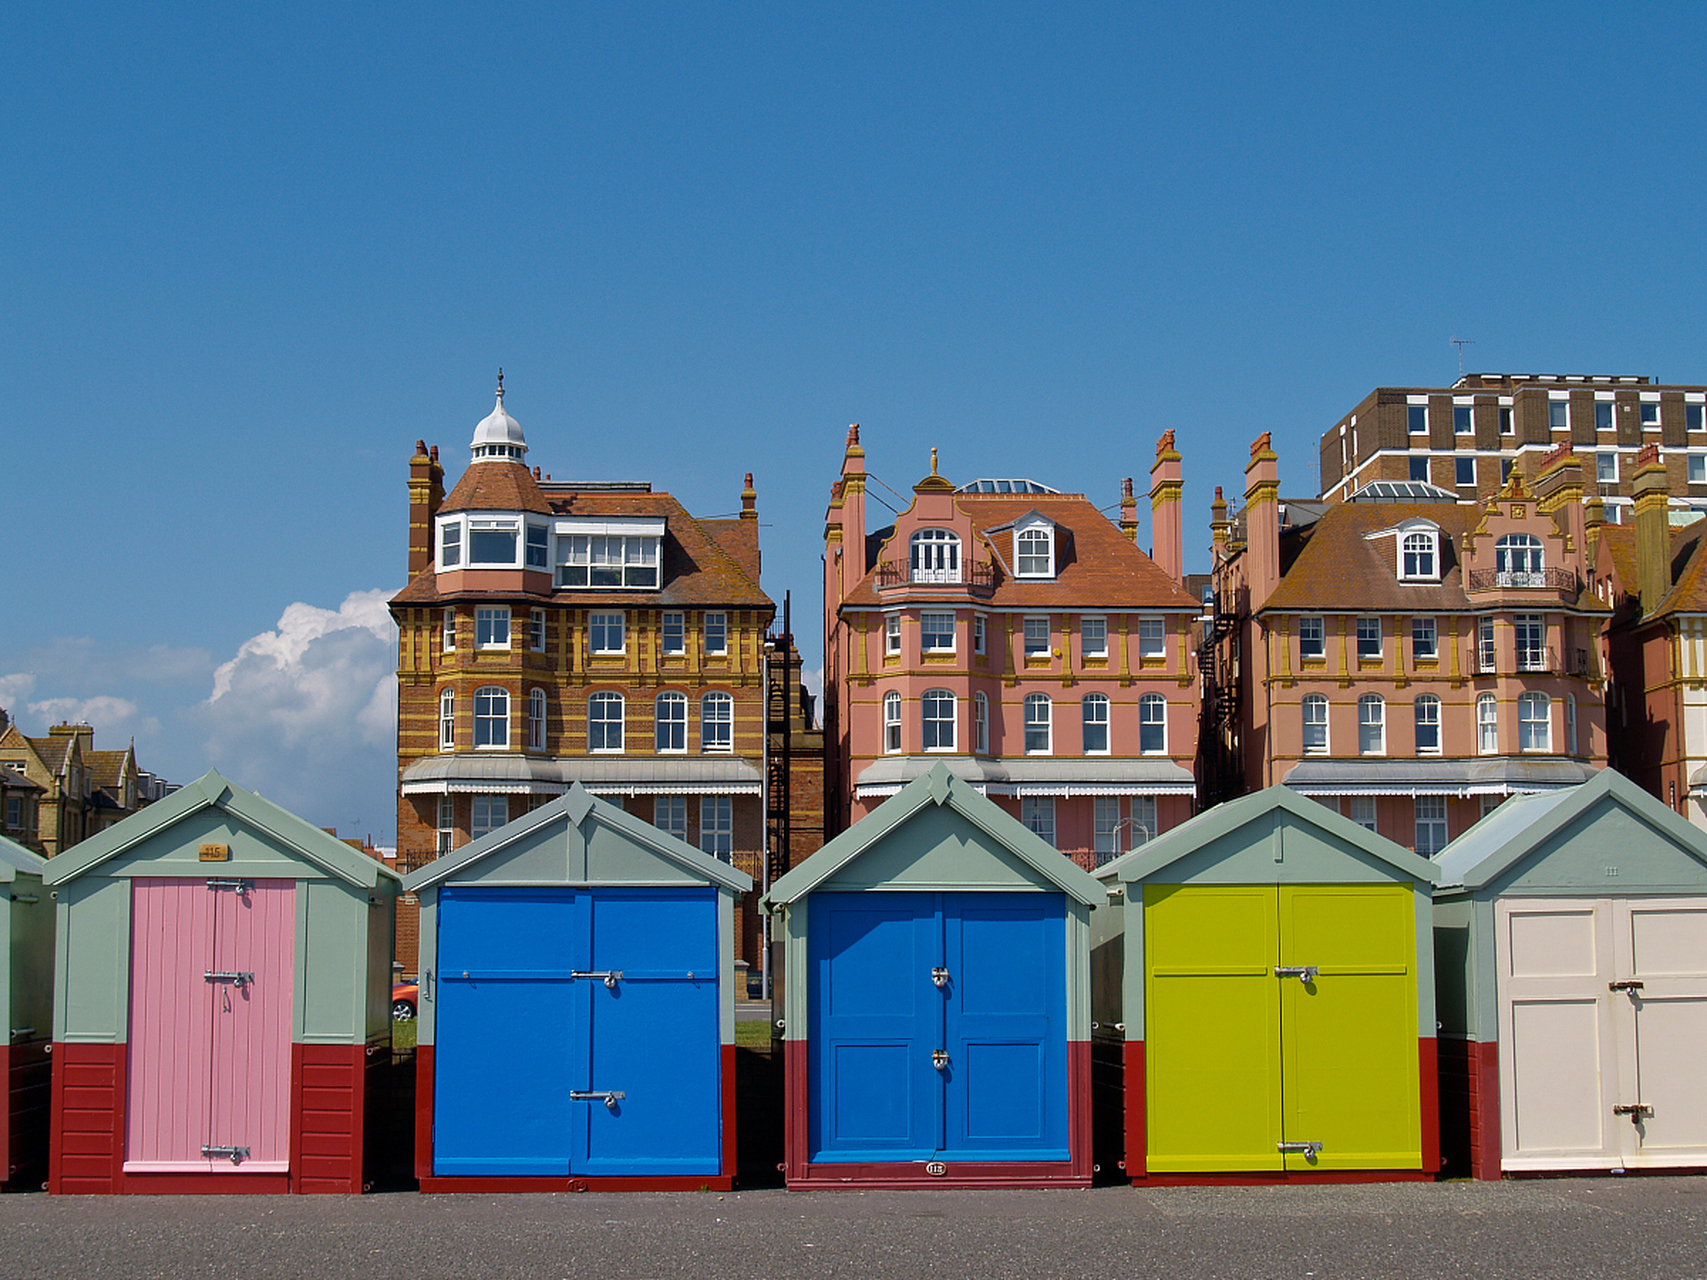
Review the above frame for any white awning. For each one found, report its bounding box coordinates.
[1282,758,1597,798]
[401,754,761,797]
[853,756,1195,800]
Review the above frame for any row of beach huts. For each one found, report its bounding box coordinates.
[0,762,1700,1194]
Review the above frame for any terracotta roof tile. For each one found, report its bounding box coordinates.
[438,461,552,516]
[86,749,132,789]
[1650,521,1707,618]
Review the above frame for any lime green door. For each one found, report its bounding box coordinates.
[1145,883,1419,1174]
[1144,886,1282,1172]
[1279,885,1419,1172]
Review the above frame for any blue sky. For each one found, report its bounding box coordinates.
[5,2,1705,843]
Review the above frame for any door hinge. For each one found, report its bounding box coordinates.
[201,1144,250,1164]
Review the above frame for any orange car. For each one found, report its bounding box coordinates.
[392,980,419,1021]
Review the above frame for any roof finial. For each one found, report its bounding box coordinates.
[931,447,939,476]
[496,367,505,401]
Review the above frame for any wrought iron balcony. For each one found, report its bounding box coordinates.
[1465,567,1581,594]
[875,559,996,590]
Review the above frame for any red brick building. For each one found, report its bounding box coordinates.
[389,380,776,967]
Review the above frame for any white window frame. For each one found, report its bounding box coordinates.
[972,614,986,655]
[476,606,511,651]
[1691,455,1707,485]
[474,686,509,750]
[1454,456,1475,488]
[1093,797,1123,867]
[467,517,522,567]
[1298,615,1325,660]
[662,612,686,655]
[1412,616,1437,659]
[1597,452,1618,485]
[1023,693,1052,755]
[1021,796,1055,847]
[653,795,687,843]
[704,612,728,656]
[701,692,734,753]
[1477,693,1498,754]
[1023,615,1051,658]
[588,692,625,753]
[1640,400,1661,427]
[1015,522,1054,578]
[442,607,456,652]
[920,611,956,654]
[439,688,455,750]
[1518,691,1551,752]
[1080,616,1108,659]
[921,689,956,752]
[1454,404,1474,434]
[1414,694,1442,755]
[699,796,733,861]
[883,691,902,753]
[1358,693,1385,756]
[1566,693,1578,756]
[1356,616,1382,661]
[973,691,989,754]
[1408,405,1428,434]
[1139,693,1167,756]
[528,687,546,751]
[1477,616,1497,673]
[530,608,546,653]
[471,794,508,840]
[655,692,688,753]
[590,612,626,655]
[1515,615,1546,672]
[1301,693,1328,755]
[1345,796,1377,832]
[436,795,455,854]
[1137,616,1165,660]
[525,522,549,570]
[439,520,463,569]
[1082,693,1110,755]
[885,613,902,656]
[1415,796,1448,857]
[1400,531,1438,581]
[555,533,661,589]
[1131,796,1157,847]
[910,529,962,584]
[1496,534,1545,581]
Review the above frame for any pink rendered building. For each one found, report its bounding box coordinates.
[822,427,1203,868]
[1203,435,1610,854]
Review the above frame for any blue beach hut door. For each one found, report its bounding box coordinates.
[433,886,721,1177]
[808,891,1067,1164]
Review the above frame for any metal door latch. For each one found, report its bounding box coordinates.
[1277,1140,1324,1159]
[932,1049,950,1071]
[204,971,255,986]
[572,970,624,990]
[1274,965,1319,984]
[1613,1103,1654,1122]
[1609,980,1645,993]
[570,1090,626,1111]
[201,1145,250,1164]
[205,879,251,896]
[931,967,950,989]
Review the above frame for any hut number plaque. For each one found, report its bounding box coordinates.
[199,843,231,862]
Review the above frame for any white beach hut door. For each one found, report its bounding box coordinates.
[1496,898,1707,1171]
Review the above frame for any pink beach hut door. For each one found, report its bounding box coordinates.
[125,879,295,1173]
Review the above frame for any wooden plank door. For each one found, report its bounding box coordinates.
[808,892,938,1162]
[1144,885,1282,1173]
[434,887,581,1176]
[204,879,294,1171]
[940,893,1068,1162]
[1618,899,1707,1168]
[125,879,218,1172]
[1278,884,1419,1172]
[574,888,721,1177]
[1495,899,1622,1170]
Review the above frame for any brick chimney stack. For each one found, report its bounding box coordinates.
[1119,478,1137,544]
[408,440,446,580]
[1242,433,1282,610]
[1534,443,1586,563]
[741,472,757,521]
[1210,486,1230,560]
[1632,443,1671,614]
[1149,429,1183,585]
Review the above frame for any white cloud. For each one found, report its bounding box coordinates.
[0,673,37,710]
[27,695,141,730]
[194,590,398,839]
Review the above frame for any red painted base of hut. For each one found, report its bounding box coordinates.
[781,1039,1094,1190]
[1438,1037,1501,1180]
[48,1041,380,1194]
[1122,1038,1441,1185]
[411,1044,738,1193]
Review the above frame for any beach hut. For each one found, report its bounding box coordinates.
[0,833,51,1186]
[45,770,399,1194]
[1434,769,1707,1177]
[764,763,1104,1189]
[1093,786,1440,1183]
[404,784,751,1191]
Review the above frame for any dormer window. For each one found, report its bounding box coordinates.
[1400,530,1438,581]
[1495,534,1544,586]
[1016,521,1054,578]
[910,529,961,583]
[553,519,664,589]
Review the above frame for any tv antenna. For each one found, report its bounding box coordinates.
[1451,337,1476,377]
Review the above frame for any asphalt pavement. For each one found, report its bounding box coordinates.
[3,1177,1704,1280]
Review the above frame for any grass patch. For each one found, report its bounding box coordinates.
[391,1018,417,1051]
[734,1018,775,1050]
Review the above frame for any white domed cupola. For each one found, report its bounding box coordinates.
[469,369,528,463]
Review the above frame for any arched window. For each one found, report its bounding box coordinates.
[1477,693,1498,754]
[1519,691,1551,751]
[1496,534,1545,583]
[1082,694,1110,754]
[1401,531,1438,580]
[473,686,509,749]
[1301,693,1328,755]
[1414,694,1441,755]
[439,688,455,750]
[1023,693,1052,755]
[528,688,547,751]
[973,692,989,754]
[701,692,733,753]
[1016,526,1053,577]
[588,692,624,753]
[1358,693,1385,755]
[655,692,688,753]
[883,691,902,753]
[1139,694,1167,755]
[922,689,956,751]
[910,529,961,583]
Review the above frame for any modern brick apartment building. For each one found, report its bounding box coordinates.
[389,380,782,965]
[1319,373,1707,525]
[1205,435,1609,854]
[821,426,1202,868]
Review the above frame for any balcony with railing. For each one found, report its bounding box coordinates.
[1465,567,1581,596]
[875,558,997,593]
[1472,647,1595,678]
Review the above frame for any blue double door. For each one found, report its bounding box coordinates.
[433,886,721,1177]
[808,891,1068,1164]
